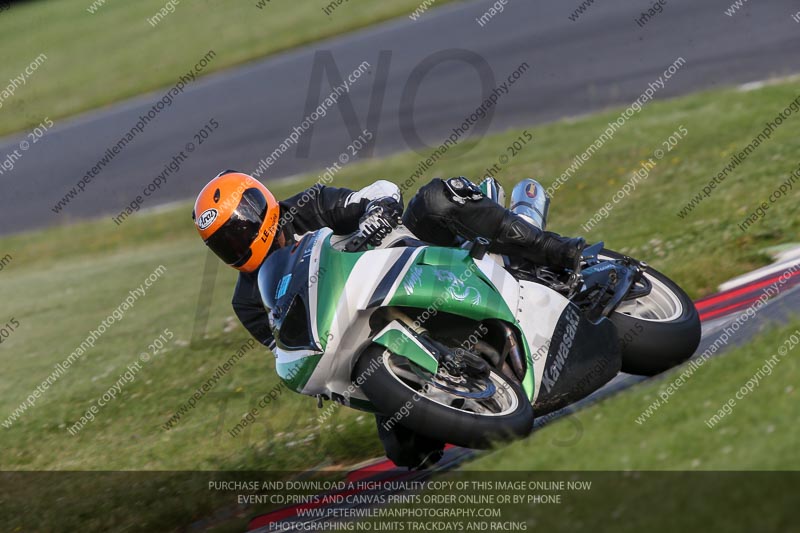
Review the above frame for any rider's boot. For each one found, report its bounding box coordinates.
[491,211,585,271]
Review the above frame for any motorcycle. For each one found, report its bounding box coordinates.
[258,179,701,448]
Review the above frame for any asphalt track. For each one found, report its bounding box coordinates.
[2,0,800,235]
[244,253,800,532]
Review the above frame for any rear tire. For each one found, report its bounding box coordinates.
[356,345,533,449]
[602,249,701,376]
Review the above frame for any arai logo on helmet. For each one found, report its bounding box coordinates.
[196,208,218,230]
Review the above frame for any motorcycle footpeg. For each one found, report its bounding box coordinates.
[567,263,583,294]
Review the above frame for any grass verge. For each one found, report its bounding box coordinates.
[0,0,459,137]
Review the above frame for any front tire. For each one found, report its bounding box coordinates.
[355,345,533,449]
[602,249,701,376]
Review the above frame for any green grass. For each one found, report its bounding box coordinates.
[1,76,799,530]
[0,0,459,137]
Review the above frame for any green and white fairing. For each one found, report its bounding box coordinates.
[258,227,571,410]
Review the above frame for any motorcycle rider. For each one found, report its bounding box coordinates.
[192,170,584,467]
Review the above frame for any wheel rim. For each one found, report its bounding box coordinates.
[382,352,519,417]
[614,274,683,321]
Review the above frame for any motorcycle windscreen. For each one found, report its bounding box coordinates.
[257,234,319,352]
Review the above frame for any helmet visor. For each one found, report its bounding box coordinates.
[204,188,268,265]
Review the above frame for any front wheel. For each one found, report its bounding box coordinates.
[602,249,701,376]
[355,345,533,449]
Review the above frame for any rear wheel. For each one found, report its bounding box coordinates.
[601,249,701,376]
[355,344,533,449]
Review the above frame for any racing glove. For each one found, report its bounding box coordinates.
[358,197,403,246]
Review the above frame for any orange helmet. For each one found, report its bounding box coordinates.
[193,170,280,273]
